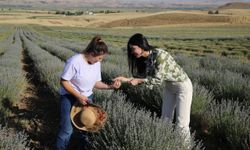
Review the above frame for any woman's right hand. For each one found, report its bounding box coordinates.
[77,95,89,105]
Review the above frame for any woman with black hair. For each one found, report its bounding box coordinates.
[56,36,121,150]
[114,33,193,143]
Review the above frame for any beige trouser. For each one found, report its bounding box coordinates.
[161,78,193,138]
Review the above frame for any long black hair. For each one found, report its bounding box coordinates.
[127,33,154,77]
[83,36,108,56]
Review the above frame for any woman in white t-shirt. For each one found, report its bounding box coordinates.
[56,36,121,150]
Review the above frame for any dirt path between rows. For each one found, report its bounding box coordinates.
[10,46,60,149]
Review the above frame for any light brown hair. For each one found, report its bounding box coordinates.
[83,36,108,56]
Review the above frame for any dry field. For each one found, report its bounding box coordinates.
[0,9,250,28]
[0,10,151,27]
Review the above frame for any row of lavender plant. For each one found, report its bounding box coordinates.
[38,41,75,61]
[23,29,126,73]
[0,32,16,55]
[176,54,250,149]
[23,28,86,53]
[24,27,122,56]
[19,29,76,61]
[0,31,26,114]
[199,55,250,77]
[0,41,6,55]
[205,100,250,149]
[175,55,250,104]
[0,30,28,150]
[20,30,64,96]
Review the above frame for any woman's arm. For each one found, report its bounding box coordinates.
[128,78,145,85]
[113,76,133,82]
[94,80,121,89]
[113,76,145,86]
[60,78,88,105]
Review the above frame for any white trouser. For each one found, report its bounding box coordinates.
[161,78,193,138]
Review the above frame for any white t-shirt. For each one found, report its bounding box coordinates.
[60,54,101,97]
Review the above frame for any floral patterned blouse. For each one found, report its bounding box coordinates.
[143,48,189,88]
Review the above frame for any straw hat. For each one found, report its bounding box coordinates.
[70,102,107,132]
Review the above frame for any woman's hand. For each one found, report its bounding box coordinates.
[61,79,89,105]
[113,76,132,82]
[94,81,121,89]
[77,95,89,105]
[128,78,144,86]
[110,80,121,89]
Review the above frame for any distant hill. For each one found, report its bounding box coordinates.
[218,2,250,9]
[99,10,250,28]
[100,12,231,28]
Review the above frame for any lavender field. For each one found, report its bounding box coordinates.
[0,23,249,150]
